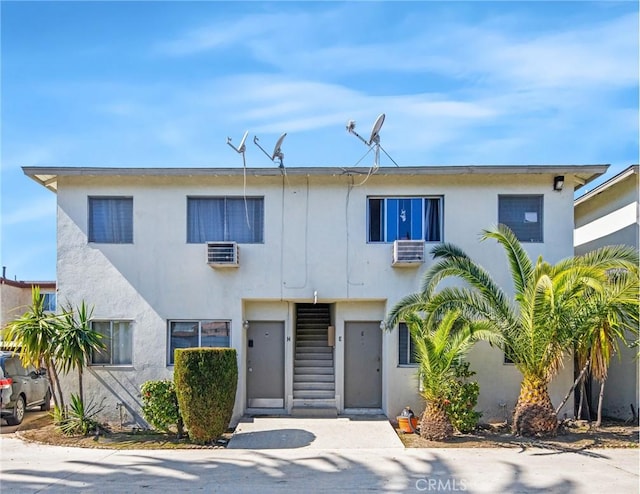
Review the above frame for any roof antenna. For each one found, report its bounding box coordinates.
[346,113,398,168]
[254,133,287,169]
[226,130,251,228]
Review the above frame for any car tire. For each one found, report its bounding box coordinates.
[6,395,25,426]
[41,389,52,411]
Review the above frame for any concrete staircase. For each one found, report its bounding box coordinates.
[292,304,337,417]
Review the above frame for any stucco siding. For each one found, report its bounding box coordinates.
[53,170,577,426]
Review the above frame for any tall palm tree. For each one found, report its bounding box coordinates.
[403,310,500,440]
[55,301,105,405]
[387,225,638,436]
[3,287,65,410]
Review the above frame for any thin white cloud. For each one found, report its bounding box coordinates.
[2,197,56,227]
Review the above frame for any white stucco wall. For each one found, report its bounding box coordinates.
[54,170,577,426]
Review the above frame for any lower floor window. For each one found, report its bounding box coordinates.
[398,323,418,365]
[168,320,230,365]
[91,321,132,365]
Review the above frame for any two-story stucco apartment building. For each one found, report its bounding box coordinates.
[24,164,606,426]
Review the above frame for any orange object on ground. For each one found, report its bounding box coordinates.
[397,416,418,433]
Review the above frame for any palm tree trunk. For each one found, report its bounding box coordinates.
[512,376,558,436]
[44,360,59,410]
[595,379,606,427]
[556,357,590,415]
[420,400,454,441]
[78,368,84,405]
[48,358,65,411]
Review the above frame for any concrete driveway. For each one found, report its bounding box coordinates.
[0,409,48,434]
[1,432,638,493]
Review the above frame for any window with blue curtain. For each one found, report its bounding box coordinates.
[187,197,264,243]
[368,197,442,242]
[88,197,133,243]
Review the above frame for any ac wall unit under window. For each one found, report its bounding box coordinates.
[392,240,425,267]
[207,242,239,268]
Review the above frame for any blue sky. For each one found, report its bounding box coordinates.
[1,1,638,281]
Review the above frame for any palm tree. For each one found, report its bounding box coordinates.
[3,287,65,410]
[573,268,639,426]
[55,301,105,405]
[387,225,638,436]
[402,310,500,440]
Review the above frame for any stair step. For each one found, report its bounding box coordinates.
[295,340,329,347]
[294,366,334,375]
[295,352,333,360]
[293,374,334,383]
[295,359,333,367]
[295,346,332,353]
[293,382,335,391]
[291,406,337,418]
[293,390,335,399]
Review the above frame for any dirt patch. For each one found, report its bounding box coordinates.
[395,419,639,450]
[16,415,233,450]
[12,414,639,450]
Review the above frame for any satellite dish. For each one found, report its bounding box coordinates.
[368,113,385,145]
[345,112,397,168]
[272,133,287,160]
[254,132,287,168]
[226,130,249,154]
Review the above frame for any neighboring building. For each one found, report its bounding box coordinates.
[0,272,56,332]
[24,164,606,426]
[574,164,639,422]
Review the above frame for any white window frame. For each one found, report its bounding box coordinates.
[42,292,56,313]
[186,196,264,244]
[398,322,418,366]
[167,320,231,365]
[367,196,443,243]
[90,320,133,366]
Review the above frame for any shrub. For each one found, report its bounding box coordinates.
[174,348,238,444]
[56,393,105,436]
[141,379,184,436]
[445,361,482,433]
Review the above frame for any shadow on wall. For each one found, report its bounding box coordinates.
[88,368,146,428]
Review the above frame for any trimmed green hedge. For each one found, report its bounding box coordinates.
[174,348,238,444]
[141,379,184,436]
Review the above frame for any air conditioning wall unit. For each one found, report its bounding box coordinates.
[392,240,425,267]
[207,242,239,268]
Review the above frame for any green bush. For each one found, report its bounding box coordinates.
[56,393,105,436]
[141,379,184,436]
[445,361,482,433]
[174,348,238,444]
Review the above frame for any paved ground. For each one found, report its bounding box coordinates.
[1,416,638,493]
[228,416,404,449]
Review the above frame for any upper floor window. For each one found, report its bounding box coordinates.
[187,197,264,243]
[368,197,442,243]
[398,322,418,366]
[88,197,133,243]
[167,320,230,365]
[498,195,543,243]
[91,321,132,365]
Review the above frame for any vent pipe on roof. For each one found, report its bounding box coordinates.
[2,266,5,279]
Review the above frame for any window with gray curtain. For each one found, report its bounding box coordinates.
[498,195,543,242]
[368,197,442,242]
[187,197,264,243]
[398,323,418,365]
[91,321,132,365]
[167,320,230,365]
[88,197,133,243]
